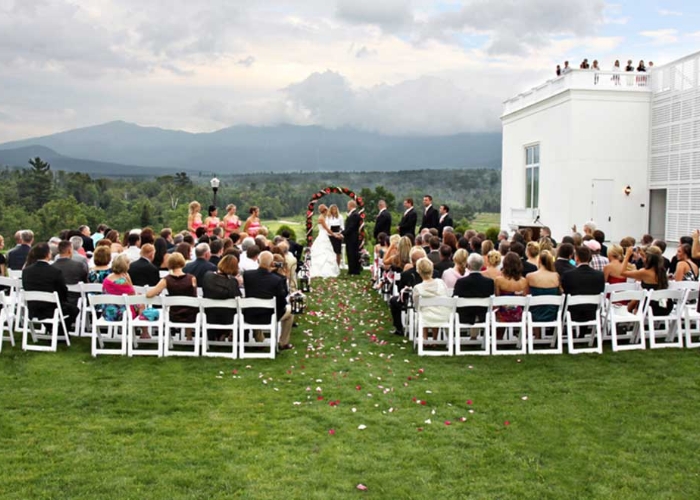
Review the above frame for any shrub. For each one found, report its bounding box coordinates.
[485,226,500,244]
[276,225,297,241]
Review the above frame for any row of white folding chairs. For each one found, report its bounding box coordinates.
[1,289,280,360]
[407,286,699,356]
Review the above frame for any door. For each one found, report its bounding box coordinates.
[591,179,614,227]
[648,189,667,240]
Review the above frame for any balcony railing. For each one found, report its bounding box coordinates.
[503,69,652,116]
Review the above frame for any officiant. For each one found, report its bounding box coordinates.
[342,200,362,275]
[326,204,344,266]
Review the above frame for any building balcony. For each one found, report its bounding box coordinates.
[502,69,652,117]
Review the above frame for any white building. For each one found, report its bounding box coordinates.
[500,51,700,243]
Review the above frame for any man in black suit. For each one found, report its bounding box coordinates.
[437,205,454,238]
[561,245,605,322]
[374,199,392,241]
[243,251,294,349]
[21,243,79,330]
[128,244,160,287]
[281,229,304,262]
[342,200,362,275]
[52,240,88,306]
[78,225,95,254]
[420,195,439,231]
[453,254,494,325]
[434,245,454,278]
[554,243,576,277]
[389,248,426,336]
[183,243,217,284]
[7,230,33,270]
[209,239,223,266]
[426,236,441,265]
[398,198,417,237]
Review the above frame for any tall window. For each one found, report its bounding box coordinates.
[525,144,540,208]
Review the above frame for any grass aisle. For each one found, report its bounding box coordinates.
[1,275,700,499]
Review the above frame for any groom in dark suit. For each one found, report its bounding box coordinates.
[342,200,362,275]
[374,200,392,241]
[398,198,417,237]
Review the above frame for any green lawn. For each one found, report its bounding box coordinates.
[471,212,500,233]
[1,275,699,499]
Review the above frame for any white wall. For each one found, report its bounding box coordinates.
[501,89,651,243]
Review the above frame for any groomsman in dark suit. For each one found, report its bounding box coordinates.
[398,198,417,237]
[437,205,454,238]
[374,200,392,241]
[342,200,362,275]
[420,195,439,231]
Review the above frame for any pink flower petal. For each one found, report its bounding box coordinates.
[444,421,451,426]
[356,484,368,491]
[328,429,336,435]
[504,421,511,426]
[466,400,473,405]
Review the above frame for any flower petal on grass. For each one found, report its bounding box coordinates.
[356,484,368,491]
[328,429,336,435]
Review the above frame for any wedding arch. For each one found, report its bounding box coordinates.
[305,186,365,246]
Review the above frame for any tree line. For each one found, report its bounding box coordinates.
[0,158,501,242]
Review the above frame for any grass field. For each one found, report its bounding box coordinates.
[2,275,700,499]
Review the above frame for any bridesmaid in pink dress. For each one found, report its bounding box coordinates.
[204,205,221,236]
[188,201,203,237]
[243,206,262,238]
[222,204,241,237]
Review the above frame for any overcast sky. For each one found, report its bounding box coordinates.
[1,0,698,142]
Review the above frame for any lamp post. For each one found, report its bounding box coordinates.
[210,177,220,206]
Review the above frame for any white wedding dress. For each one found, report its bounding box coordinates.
[309,222,341,278]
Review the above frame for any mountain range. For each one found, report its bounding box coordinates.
[0,121,502,176]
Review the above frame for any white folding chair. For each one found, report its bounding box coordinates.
[78,283,104,338]
[162,296,202,357]
[88,295,128,356]
[200,298,238,359]
[526,295,565,354]
[490,295,528,355]
[66,284,83,337]
[20,291,71,352]
[606,290,647,351]
[681,289,700,348]
[125,295,163,357]
[646,289,685,349]
[602,282,640,326]
[0,292,16,352]
[159,270,169,279]
[238,298,278,359]
[413,296,455,356]
[564,294,604,354]
[454,297,491,355]
[0,276,22,332]
[8,270,22,280]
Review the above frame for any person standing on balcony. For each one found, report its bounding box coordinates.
[592,60,600,84]
[562,61,572,74]
[612,60,621,85]
[556,65,561,76]
[580,59,590,69]
[625,60,634,71]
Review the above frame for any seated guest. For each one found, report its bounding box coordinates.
[480,240,494,259]
[483,250,502,280]
[674,243,698,282]
[8,230,33,270]
[105,230,123,254]
[52,240,88,307]
[498,240,510,256]
[124,233,141,262]
[243,251,294,350]
[541,227,556,246]
[526,250,561,325]
[202,255,242,341]
[621,246,671,315]
[584,240,609,272]
[603,244,633,284]
[128,243,160,287]
[70,235,89,269]
[183,243,217,284]
[510,242,537,276]
[160,228,175,250]
[281,229,303,262]
[381,234,401,271]
[277,241,297,291]
[89,246,113,284]
[412,258,450,340]
[443,231,458,253]
[427,236,441,265]
[494,252,529,323]
[22,243,79,331]
[389,248,427,336]
[140,227,156,246]
[153,237,170,270]
[239,243,261,272]
[525,242,540,272]
[174,242,192,261]
[434,245,454,278]
[470,237,482,255]
[102,254,141,323]
[555,243,576,277]
[652,239,671,271]
[453,253,494,325]
[561,245,605,322]
[78,225,95,254]
[374,232,390,261]
[593,230,607,258]
[147,252,198,339]
[209,239,223,266]
[442,248,467,288]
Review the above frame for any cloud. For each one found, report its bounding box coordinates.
[658,9,682,16]
[280,70,501,135]
[236,56,256,67]
[355,46,378,58]
[336,0,414,31]
[640,29,679,45]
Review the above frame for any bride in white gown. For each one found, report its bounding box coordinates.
[309,204,341,278]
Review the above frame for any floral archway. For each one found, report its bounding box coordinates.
[306,186,365,247]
